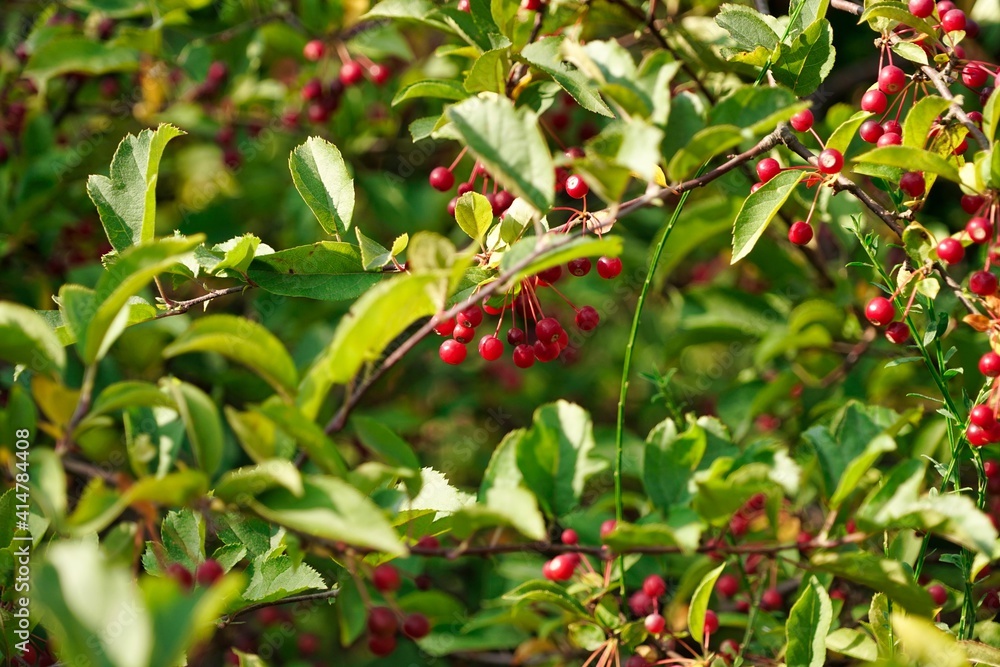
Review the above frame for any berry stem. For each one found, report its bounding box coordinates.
[448,147,468,171]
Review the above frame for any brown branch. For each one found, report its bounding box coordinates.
[830,0,862,15]
[920,65,990,151]
[220,588,340,625]
[154,285,249,319]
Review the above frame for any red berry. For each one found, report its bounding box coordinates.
[537,265,563,284]
[644,612,666,634]
[860,119,884,143]
[429,167,455,191]
[877,132,902,147]
[478,335,504,361]
[257,607,283,625]
[703,609,720,634]
[597,256,623,279]
[967,216,993,243]
[534,339,561,362]
[756,157,782,183]
[937,0,956,12]
[936,237,965,264]
[970,423,993,446]
[878,65,907,95]
[369,64,391,86]
[972,404,997,428]
[626,657,649,667]
[458,305,484,328]
[788,221,813,245]
[817,148,844,174]
[373,563,401,593]
[452,324,475,343]
[928,584,948,606]
[575,306,600,331]
[982,352,1000,376]
[368,606,398,636]
[542,554,576,581]
[942,8,966,32]
[439,339,467,365]
[909,0,934,16]
[729,513,749,536]
[955,138,970,155]
[761,588,784,611]
[883,120,903,136]
[716,574,739,598]
[967,18,981,37]
[964,64,989,89]
[458,0,471,10]
[513,344,536,368]
[643,575,667,598]
[195,559,224,587]
[962,195,986,214]
[561,528,579,545]
[298,633,320,655]
[885,321,911,344]
[565,175,589,199]
[434,317,457,336]
[629,590,655,616]
[521,0,542,8]
[750,182,764,193]
[720,639,740,659]
[790,109,814,132]
[303,40,325,61]
[368,635,397,656]
[971,271,999,296]
[600,519,617,538]
[899,171,925,197]
[340,61,365,86]
[986,459,1000,478]
[403,612,431,639]
[568,257,592,276]
[507,327,525,345]
[536,317,563,343]
[207,61,228,83]
[493,190,514,212]
[865,296,896,326]
[861,89,888,114]
[166,563,194,590]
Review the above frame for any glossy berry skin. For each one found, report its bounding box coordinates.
[542,554,576,581]
[941,8,967,32]
[429,167,455,191]
[971,270,999,296]
[478,335,504,361]
[703,609,720,634]
[403,613,431,639]
[536,317,563,343]
[877,132,902,147]
[340,61,365,86]
[644,613,666,634]
[568,257,592,276]
[435,318,457,336]
[885,321,911,344]
[303,40,325,61]
[522,0,542,8]
[561,528,579,545]
[513,344,536,368]
[968,423,992,447]
[756,157,781,183]
[629,590,655,616]
[964,65,989,89]
[625,657,650,667]
[575,306,600,331]
[967,216,993,243]
[817,149,844,174]
[859,120,884,143]
[861,89,888,114]
[789,109,814,132]
[865,296,896,326]
[899,171,925,197]
[981,352,1000,377]
[537,266,562,284]
[788,221,813,246]
[878,65,907,94]
[507,327,525,345]
[643,575,667,598]
[761,588,784,611]
[373,563,401,592]
[600,519,617,538]
[882,119,902,135]
[452,324,475,344]
[534,340,561,363]
[195,559,224,587]
[565,175,589,199]
[909,0,934,16]
[716,574,739,598]
[439,340,467,365]
[936,237,965,264]
[750,182,764,193]
[986,459,1000,478]
[369,64,391,86]
[458,305,483,328]
[368,635,397,656]
[597,256,623,279]
[368,606,398,636]
[166,563,194,590]
[971,404,997,428]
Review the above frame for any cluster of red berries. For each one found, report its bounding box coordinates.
[165,558,225,590]
[458,0,542,12]
[864,296,912,345]
[365,563,431,656]
[300,55,390,125]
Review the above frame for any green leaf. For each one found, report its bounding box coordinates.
[200,234,261,276]
[500,235,623,287]
[464,47,511,94]
[289,137,356,239]
[0,301,65,377]
[446,94,555,211]
[984,87,1000,145]
[854,145,961,183]
[831,434,895,507]
[602,512,704,554]
[297,272,445,420]
[215,460,305,502]
[772,19,835,96]
[708,85,807,136]
[246,242,382,301]
[503,580,590,618]
[242,553,327,603]
[249,475,406,556]
[351,416,420,470]
[716,4,780,51]
[514,401,606,517]
[454,192,495,247]
[789,0,831,36]
[786,576,833,667]
[451,486,547,540]
[688,563,726,644]
[89,381,175,417]
[860,1,939,43]
[667,125,743,180]
[520,37,613,117]
[392,79,469,106]
[30,447,68,523]
[585,120,664,182]
[731,170,805,263]
[254,402,348,476]
[903,95,951,149]
[86,124,185,252]
[827,628,878,661]
[26,35,138,82]
[161,379,223,477]
[159,508,206,571]
[892,40,929,65]
[643,419,706,511]
[810,552,934,616]
[826,110,872,155]
[163,315,299,399]
[893,614,968,667]
[85,236,203,363]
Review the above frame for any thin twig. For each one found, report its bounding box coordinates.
[154,285,249,319]
[920,65,990,151]
[220,588,340,625]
